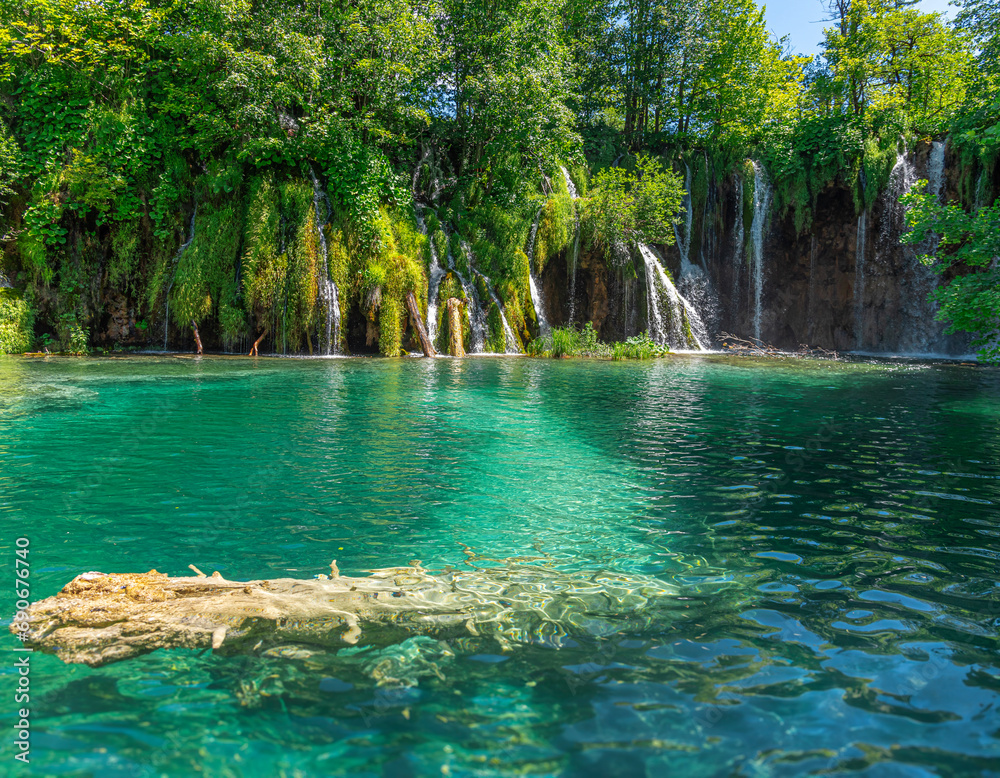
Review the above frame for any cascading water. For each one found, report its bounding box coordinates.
[731,174,745,310]
[806,235,818,343]
[875,141,953,354]
[453,241,488,353]
[674,163,721,344]
[560,166,579,199]
[310,172,341,355]
[525,209,551,334]
[853,211,868,349]
[927,141,946,201]
[417,210,446,344]
[673,164,693,271]
[974,170,988,213]
[749,162,773,341]
[473,269,521,353]
[561,166,581,323]
[164,208,197,351]
[639,243,708,351]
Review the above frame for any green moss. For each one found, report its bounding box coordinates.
[109,220,140,292]
[378,296,403,356]
[450,233,469,277]
[0,290,33,353]
[242,175,283,334]
[534,193,574,274]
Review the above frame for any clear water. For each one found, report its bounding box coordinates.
[1,355,999,776]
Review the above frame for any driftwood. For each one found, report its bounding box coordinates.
[191,320,204,355]
[405,291,436,357]
[720,332,838,359]
[14,562,679,668]
[446,297,465,357]
[249,328,269,357]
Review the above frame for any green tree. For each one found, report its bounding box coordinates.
[902,186,1000,362]
[821,0,971,132]
[587,155,684,252]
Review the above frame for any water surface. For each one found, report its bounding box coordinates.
[1,355,998,776]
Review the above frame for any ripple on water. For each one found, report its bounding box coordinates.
[0,354,998,775]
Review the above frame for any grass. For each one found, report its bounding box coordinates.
[527,324,670,360]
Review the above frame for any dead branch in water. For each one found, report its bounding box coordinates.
[720,333,838,359]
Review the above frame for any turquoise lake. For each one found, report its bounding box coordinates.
[1,354,999,776]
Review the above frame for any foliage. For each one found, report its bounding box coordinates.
[527,323,668,359]
[611,331,670,360]
[902,185,1000,362]
[0,290,33,353]
[587,156,684,252]
[0,0,991,354]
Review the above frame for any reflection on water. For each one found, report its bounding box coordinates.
[0,354,998,775]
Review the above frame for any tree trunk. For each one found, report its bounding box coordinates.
[14,563,678,668]
[191,320,203,355]
[405,291,436,357]
[249,328,268,357]
[447,297,465,357]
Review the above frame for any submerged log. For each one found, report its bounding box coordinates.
[405,291,436,357]
[191,320,203,355]
[446,297,465,357]
[14,563,679,667]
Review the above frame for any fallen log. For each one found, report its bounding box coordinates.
[14,562,679,667]
[446,297,465,357]
[405,291,436,357]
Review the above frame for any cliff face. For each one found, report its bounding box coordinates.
[3,139,991,357]
[648,140,982,356]
[540,245,646,344]
[532,139,986,357]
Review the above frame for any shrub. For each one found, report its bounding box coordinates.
[0,291,33,353]
[612,331,670,360]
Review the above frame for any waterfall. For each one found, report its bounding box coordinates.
[876,143,956,354]
[164,208,197,351]
[453,240,488,353]
[928,141,946,201]
[310,172,341,356]
[561,165,581,324]
[974,170,988,213]
[473,270,521,353]
[854,211,868,349]
[639,243,708,351]
[807,235,818,343]
[412,144,430,195]
[732,174,745,312]
[749,162,772,341]
[560,166,579,199]
[417,209,446,343]
[674,162,720,344]
[525,209,551,334]
[673,163,693,272]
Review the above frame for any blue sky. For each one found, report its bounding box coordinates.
[759,0,955,55]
